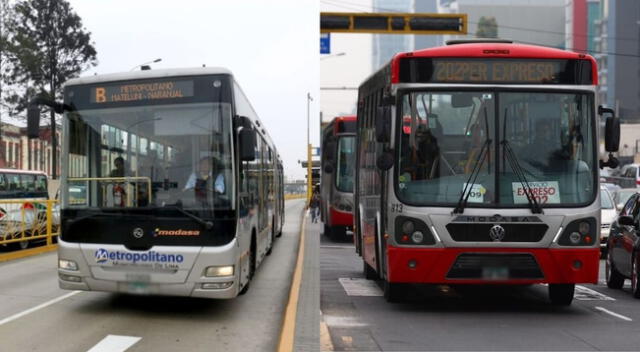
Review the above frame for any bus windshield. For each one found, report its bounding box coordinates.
[396,90,595,208]
[65,102,234,211]
[335,136,355,193]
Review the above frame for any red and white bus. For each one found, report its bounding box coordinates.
[355,39,620,305]
[320,116,356,239]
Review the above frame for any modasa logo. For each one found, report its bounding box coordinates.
[153,228,200,237]
[93,248,184,264]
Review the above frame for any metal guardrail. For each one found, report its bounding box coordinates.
[0,199,59,250]
[285,194,306,200]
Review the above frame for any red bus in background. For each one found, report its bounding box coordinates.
[320,116,356,240]
[355,39,620,305]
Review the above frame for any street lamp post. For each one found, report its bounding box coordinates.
[130,58,162,71]
[307,92,313,206]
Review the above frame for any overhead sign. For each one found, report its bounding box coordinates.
[91,80,194,104]
[320,33,331,54]
[321,12,467,35]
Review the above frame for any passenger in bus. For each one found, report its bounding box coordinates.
[109,157,128,177]
[413,124,440,180]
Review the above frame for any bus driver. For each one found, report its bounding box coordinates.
[184,156,225,196]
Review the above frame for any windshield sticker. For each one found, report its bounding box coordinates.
[463,183,486,203]
[512,181,560,204]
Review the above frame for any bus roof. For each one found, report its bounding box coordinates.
[64,67,233,87]
[0,168,47,176]
[324,115,357,136]
[387,42,597,85]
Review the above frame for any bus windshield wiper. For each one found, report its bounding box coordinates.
[67,211,123,226]
[453,138,492,214]
[501,140,543,214]
[159,202,214,230]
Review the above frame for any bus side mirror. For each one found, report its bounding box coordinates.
[618,215,634,227]
[599,105,620,169]
[375,106,391,143]
[27,105,41,139]
[324,140,336,163]
[376,150,394,171]
[239,128,256,161]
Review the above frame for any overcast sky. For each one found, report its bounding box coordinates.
[66,0,319,180]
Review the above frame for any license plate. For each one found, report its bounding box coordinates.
[124,281,150,294]
[482,266,509,280]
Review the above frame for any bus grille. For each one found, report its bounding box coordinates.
[446,253,544,280]
[446,223,548,242]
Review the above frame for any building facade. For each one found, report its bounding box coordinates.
[0,122,61,176]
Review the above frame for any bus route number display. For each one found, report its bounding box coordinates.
[91,80,194,103]
[433,60,561,83]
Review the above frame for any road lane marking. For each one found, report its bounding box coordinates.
[595,306,633,321]
[87,335,141,352]
[277,207,307,352]
[321,245,354,249]
[339,278,383,296]
[324,315,368,327]
[0,290,80,326]
[320,312,335,351]
[574,285,616,301]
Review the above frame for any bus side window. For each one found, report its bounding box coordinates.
[0,173,7,192]
[35,176,47,192]
[8,174,21,191]
[22,175,36,192]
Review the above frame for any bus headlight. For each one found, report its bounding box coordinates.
[204,265,234,277]
[557,218,597,246]
[394,216,436,246]
[58,259,78,271]
[411,231,424,243]
[569,232,582,244]
[578,222,590,235]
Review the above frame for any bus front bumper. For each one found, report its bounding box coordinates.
[386,246,599,284]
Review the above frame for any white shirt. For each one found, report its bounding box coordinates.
[184,172,225,194]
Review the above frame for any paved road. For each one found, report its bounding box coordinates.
[319,225,640,351]
[0,199,305,352]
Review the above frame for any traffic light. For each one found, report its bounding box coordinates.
[321,12,467,35]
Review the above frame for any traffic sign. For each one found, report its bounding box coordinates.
[321,12,467,35]
[320,33,330,54]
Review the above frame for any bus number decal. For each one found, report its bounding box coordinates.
[391,203,403,213]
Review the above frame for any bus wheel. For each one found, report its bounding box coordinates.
[548,284,574,306]
[631,256,640,299]
[383,280,404,303]
[266,225,274,256]
[323,224,332,238]
[363,260,378,280]
[606,252,625,289]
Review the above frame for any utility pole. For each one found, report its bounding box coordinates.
[307,92,313,206]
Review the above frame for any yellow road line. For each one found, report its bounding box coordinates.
[0,244,57,263]
[277,209,307,352]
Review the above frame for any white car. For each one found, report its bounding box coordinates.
[600,186,617,251]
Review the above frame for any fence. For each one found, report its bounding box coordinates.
[0,199,59,250]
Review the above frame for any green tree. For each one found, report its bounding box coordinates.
[476,16,498,38]
[4,0,97,177]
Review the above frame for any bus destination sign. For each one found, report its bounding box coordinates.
[399,58,592,85]
[433,60,560,83]
[91,80,194,104]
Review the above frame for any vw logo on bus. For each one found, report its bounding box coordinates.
[489,225,506,242]
[132,227,145,239]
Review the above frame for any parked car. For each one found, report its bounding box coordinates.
[613,188,637,211]
[600,186,617,255]
[601,182,621,195]
[608,163,640,188]
[606,192,640,298]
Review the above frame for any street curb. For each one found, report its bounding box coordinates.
[0,244,57,263]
